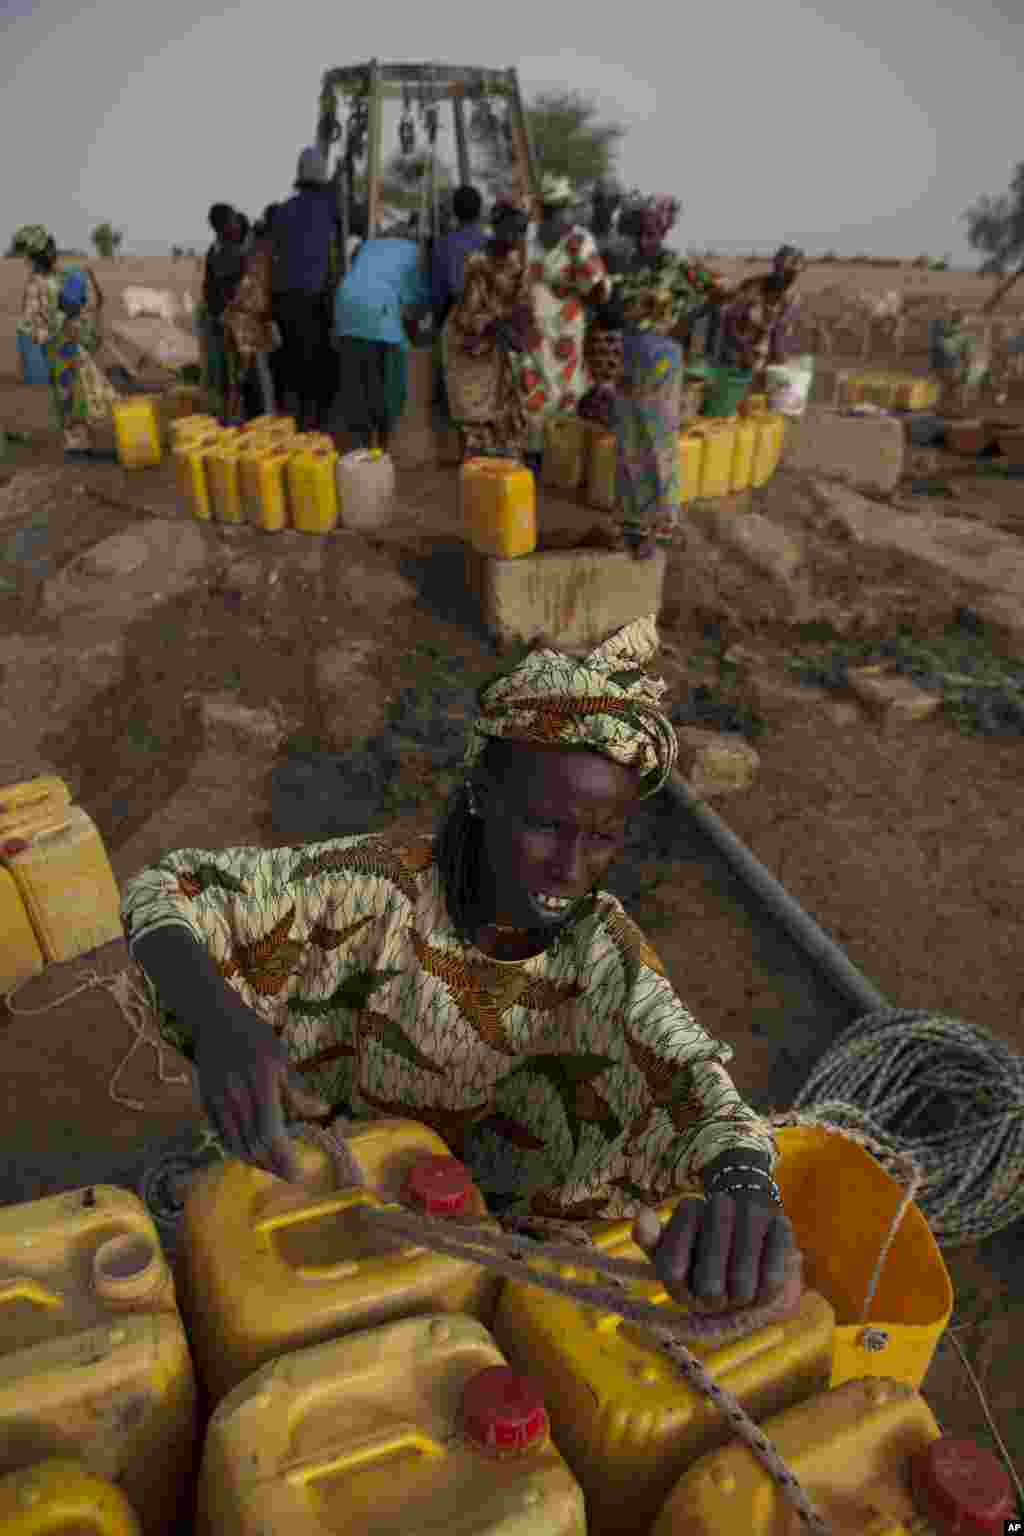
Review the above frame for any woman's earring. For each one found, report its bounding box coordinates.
[466,784,480,818]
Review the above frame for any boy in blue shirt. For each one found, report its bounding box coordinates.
[332,214,431,451]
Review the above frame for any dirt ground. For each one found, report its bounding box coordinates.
[2,254,1023,1491]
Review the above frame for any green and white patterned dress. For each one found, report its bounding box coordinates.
[121,830,776,1221]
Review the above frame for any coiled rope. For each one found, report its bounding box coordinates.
[8,970,1024,1527]
[787,1008,1024,1246]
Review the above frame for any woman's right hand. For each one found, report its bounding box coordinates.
[193,998,331,1181]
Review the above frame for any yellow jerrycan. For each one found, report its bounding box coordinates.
[0,1460,143,1536]
[749,411,786,488]
[239,443,293,532]
[460,458,537,557]
[179,1119,503,1403]
[650,1377,1018,1536]
[173,432,220,521]
[729,417,758,493]
[692,419,737,498]
[197,1314,587,1536]
[286,444,339,533]
[542,414,588,492]
[0,1186,197,1536]
[494,1194,834,1536]
[112,398,162,470]
[583,425,617,512]
[3,804,123,965]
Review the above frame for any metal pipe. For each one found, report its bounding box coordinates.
[663,769,889,1019]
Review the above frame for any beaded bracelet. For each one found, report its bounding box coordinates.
[706,1162,775,1187]
[707,1164,782,1205]
[717,1181,783,1204]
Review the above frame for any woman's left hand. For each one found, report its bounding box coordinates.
[635,1178,795,1308]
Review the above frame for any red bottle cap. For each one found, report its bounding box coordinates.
[461,1367,548,1454]
[911,1438,1016,1534]
[402,1155,473,1216]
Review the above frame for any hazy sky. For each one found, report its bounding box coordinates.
[2,0,1020,265]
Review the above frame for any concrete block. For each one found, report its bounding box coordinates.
[676,727,759,798]
[972,594,1024,660]
[781,406,905,494]
[847,666,943,723]
[465,542,666,652]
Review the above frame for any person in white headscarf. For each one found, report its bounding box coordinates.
[512,173,612,466]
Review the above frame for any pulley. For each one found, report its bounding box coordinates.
[398,84,416,156]
[346,95,368,162]
[424,103,439,147]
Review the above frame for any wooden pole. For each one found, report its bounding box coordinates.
[452,91,471,188]
[366,59,383,238]
[982,260,1024,316]
[506,68,537,213]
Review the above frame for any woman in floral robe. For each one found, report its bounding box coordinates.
[717,245,804,383]
[610,197,716,558]
[223,205,280,421]
[15,226,62,384]
[513,175,612,463]
[443,203,534,460]
[48,267,120,459]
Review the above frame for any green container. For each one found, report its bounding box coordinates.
[701,366,752,418]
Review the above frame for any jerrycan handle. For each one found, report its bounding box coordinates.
[0,1277,64,1310]
[253,1187,430,1280]
[284,1423,445,1487]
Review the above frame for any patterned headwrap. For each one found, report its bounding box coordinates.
[463,615,679,799]
[14,225,53,257]
[539,174,575,207]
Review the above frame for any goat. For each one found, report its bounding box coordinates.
[121,286,180,325]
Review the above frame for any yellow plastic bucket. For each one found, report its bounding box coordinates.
[773,1125,953,1389]
[112,397,162,469]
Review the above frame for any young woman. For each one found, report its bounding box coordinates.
[48,267,120,460]
[15,226,61,384]
[121,616,794,1311]
[513,175,612,466]
[717,245,805,384]
[607,196,716,558]
[223,204,280,421]
[443,201,534,460]
[201,204,248,420]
